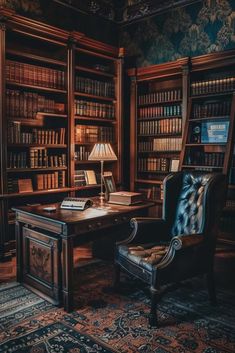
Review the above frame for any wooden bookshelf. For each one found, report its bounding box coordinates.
[71,33,123,192]
[179,50,235,245]
[0,7,124,260]
[128,58,189,216]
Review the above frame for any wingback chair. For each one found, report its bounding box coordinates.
[114,171,226,327]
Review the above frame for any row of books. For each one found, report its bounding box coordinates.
[8,123,66,145]
[6,60,65,89]
[139,105,182,119]
[7,150,66,169]
[29,149,66,168]
[7,171,66,193]
[74,147,90,161]
[138,157,170,172]
[191,76,235,96]
[75,76,115,98]
[35,171,66,190]
[192,101,231,119]
[138,89,181,105]
[153,137,182,152]
[75,100,115,119]
[184,151,224,167]
[75,125,114,143]
[139,118,182,135]
[6,90,65,119]
[74,170,97,186]
[138,141,154,152]
[137,185,163,201]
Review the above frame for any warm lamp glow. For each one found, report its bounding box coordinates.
[88,143,117,203]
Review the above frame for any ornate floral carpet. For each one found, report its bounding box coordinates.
[0,262,235,353]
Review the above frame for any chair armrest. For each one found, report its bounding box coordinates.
[117,217,168,245]
[157,234,204,269]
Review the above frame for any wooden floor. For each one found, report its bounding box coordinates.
[0,257,16,283]
[0,246,235,289]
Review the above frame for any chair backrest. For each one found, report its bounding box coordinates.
[162,172,226,239]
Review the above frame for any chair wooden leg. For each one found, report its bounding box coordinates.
[207,271,217,305]
[149,286,158,327]
[113,263,120,289]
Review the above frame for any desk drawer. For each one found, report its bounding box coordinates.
[72,210,142,236]
[22,227,61,304]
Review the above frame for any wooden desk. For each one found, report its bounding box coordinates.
[13,198,153,311]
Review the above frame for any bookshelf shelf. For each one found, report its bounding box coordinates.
[7,167,67,173]
[6,81,67,94]
[191,91,234,100]
[138,99,182,107]
[6,49,67,67]
[138,115,182,121]
[138,170,169,174]
[138,133,182,138]
[138,150,181,154]
[189,116,230,122]
[181,164,222,169]
[75,160,98,164]
[7,144,67,148]
[74,91,115,102]
[4,187,72,198]
[7,118,44,127]
[73,184,101,191]
[75,47,116,61]
[75,65,115,78]
[74,116,116,124]
[36,112,67,118]
[185,143,226,147]
[135,179,163,185]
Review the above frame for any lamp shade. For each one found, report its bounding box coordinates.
[88,143,117,161]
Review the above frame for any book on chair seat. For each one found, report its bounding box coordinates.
[108,191,143,205]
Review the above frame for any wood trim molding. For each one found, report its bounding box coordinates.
[0,7,121,55]
[191,49,235,72]
[127,57,189,81]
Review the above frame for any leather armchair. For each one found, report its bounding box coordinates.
[114,171,226,327]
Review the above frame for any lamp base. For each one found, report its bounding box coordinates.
[99,192,105,205]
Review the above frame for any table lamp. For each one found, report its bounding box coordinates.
[88,143,117,203]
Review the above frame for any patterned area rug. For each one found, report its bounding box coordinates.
[0,262,235,353]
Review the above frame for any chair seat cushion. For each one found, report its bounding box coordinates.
[117,243,168,272]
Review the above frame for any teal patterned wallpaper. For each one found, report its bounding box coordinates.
[120,0,235,67]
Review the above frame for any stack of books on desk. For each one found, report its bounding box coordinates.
[108,191,143,205]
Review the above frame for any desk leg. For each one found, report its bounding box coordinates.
[16,220,23,283]
[62,237,74,312]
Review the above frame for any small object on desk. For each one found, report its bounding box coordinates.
[43,206,57,212]
[108,191,143,206]
[60,197,93,211]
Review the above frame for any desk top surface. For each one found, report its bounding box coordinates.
[13,198,154,225]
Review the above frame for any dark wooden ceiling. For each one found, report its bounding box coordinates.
[53,0,201,24]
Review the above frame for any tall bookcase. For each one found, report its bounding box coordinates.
[69,34,123,193]
[0,7,124,260]
[128,58,189,216]
[179,50,235,245]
